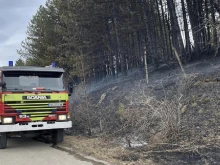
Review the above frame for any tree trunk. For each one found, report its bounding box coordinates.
[205,0,211,45]
[156,0,167,61]
[210,0,218,47]
[160,0,172,60]
[181,0,191,60]
[186,0,201,57]
[167,0,185,60]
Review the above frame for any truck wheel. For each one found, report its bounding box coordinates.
[52,129,64,144]
[0,133,7,149]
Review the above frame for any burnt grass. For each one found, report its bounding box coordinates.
[146,146,220,165]
[69,56,220,165]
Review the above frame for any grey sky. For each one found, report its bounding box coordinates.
[0,0,46,66]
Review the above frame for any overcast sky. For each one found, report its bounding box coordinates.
[0,0,46,66]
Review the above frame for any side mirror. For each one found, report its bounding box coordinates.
[68,82,73,96]
[0,81,6,88]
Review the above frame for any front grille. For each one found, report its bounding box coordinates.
[4,100,66,121]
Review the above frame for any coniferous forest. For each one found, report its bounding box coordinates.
[17,0,220,84]
[15,2,220,163]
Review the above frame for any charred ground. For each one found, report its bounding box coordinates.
[62,56,220,165]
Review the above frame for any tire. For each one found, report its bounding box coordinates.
[0,133,7,149]
[51,129,64,144]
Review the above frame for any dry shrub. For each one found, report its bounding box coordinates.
[69,82,122,135]
[122,97,181,143]
[69,74,197,143]
[120,74,197,143]
[177,74,198,96]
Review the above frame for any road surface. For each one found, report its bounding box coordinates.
[0,137,101,165]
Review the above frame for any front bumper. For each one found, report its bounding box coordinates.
[0,121,72,133]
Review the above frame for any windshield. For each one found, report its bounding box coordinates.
[2,71,65,91]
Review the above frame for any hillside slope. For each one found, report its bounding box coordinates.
[64,57,220,165]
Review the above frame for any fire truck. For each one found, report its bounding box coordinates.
[0,61,73,149]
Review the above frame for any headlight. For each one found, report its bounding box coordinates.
[3,117,13,124]
[58,115,67,121]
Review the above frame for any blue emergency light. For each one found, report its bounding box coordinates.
[9,61,13,66]
[52,62,56,67]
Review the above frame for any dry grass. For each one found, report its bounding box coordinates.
[58,136,155,165]
[58,135,220,165]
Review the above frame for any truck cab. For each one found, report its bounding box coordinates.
[0,63,72,149]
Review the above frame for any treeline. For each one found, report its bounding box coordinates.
[17,0,220,83]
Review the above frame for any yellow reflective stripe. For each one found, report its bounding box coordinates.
[22,111,52,114]
[7,103,50,106]
[16,108,55,110]
[13,100,61,102]
[10,105,52,108]
[30,117,44,121]
[30,114,48,117]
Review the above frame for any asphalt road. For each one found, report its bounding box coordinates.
[0,138,94,165]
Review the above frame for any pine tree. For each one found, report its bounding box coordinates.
[18,0,220,83]
[15,58,25,66]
